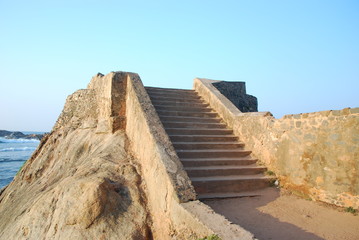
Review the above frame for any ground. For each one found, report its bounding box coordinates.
[203,188,359,240]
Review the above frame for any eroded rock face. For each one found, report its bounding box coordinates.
[212,81,258,112]
[0,73,152,239]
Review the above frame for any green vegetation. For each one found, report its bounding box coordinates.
[266,170,275,176]
[197,234,221,240]
[345,207,357,215]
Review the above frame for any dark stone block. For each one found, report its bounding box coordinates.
[212,81,258,112]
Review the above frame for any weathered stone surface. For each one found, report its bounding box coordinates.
[1,72,248,240]
[195,78,359,209]
[212,81,258,112]
[0,90,152,239]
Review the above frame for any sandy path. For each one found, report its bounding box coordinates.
[203,188,359,240]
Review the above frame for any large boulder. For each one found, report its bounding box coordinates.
[0,73,152,239]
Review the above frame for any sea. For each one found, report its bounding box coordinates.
[0,132,43,189]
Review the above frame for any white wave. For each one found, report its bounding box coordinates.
[0,147,37,152]
[0,138,40,143]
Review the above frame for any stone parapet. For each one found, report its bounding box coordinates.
[194,78,359,209]
[123,73,254,239]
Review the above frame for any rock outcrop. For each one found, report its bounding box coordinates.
[0,130,45,140]
[212,81,257,112]
[0,72,256,240]
[0,73,152,239]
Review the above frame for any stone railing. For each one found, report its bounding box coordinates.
[121,73,254,239]
[194,78,359,209]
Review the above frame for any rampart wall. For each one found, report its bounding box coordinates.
[194,78,359,209]
[90,72,254,239]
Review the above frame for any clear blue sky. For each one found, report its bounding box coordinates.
[1,0,358,132]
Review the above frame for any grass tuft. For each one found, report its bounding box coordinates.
[197,234,221,240]
[345,207,357,215]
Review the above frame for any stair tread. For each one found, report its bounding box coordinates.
[177,149,250,153]
[191,174,273,181]
[155,106,210,110]
[162,116,221,121]
[149,96,204,102]
[181,157,256,161]
[198,190,271,199]
[152,101,209,106]
[169,134,235,137]
[149,93,200,98]
[166,128,230,131]
[157,110,215,114]
[185,165,265,170]
[162,124,226,127]
[173,141,242,145]
[162,121,223,124]
[145,86,194,92]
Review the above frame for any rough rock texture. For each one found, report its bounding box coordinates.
[0,72,257,240]
[0,130,45,140]
[0,74,152,239]
[212,81,258,112]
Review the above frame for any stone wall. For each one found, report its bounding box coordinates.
[124,73,254,240]
[194,78,359,209]
[212,80,258,112]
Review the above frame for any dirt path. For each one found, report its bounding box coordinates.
[203,188,359,240]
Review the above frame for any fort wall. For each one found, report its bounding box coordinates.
[194,78,359,209]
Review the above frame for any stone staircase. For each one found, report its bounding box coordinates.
[145,86,273,199]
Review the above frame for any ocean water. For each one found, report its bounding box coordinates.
[0,132,42,189]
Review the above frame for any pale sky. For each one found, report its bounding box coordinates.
[1,0,358,132]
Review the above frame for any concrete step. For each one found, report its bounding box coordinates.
[166,128,232,135]
[151,100,209,108]
[185,165,266,177]
[173,142,244,150]
[156,110,218,118]
[160,116,221,124]
[149,95,204,103]
[163,122,227,129]
[181,157,258,167]
[147,90,201,99]
[197,189,273,199]
[146,85,272,199]
[191,175,273,194]
[169,135,238,142]
[154,105,212,113]
[177,149,252,158]
[145,86,195,94]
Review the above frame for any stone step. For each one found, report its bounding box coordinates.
[146,85,272,199]
[163,122,227,129]
[181,157,258,167]
[191,175,273,194]
[169,135,238,142]
[177,149,252,158]
[149,95,204,103]
[154,105,212,113]
[197,189,272,199]
[157,110,218,118]
[145,86,195,94]
[160,116,221,124]
[147,90,201,99]
[151,100,209,108]
[173,142,244,150]
[185,165,266,177]
[166,128,232,135]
